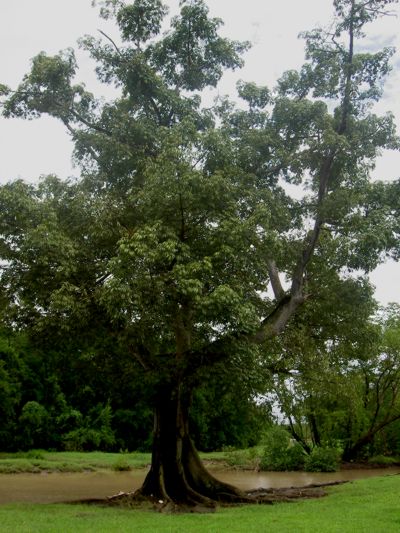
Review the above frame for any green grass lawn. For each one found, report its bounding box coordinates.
[0,450,234,474]
[0,474,399,532]
[0,450,152,473]
[0,448,261,474]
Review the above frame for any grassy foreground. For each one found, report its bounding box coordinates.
[0,475,399,532]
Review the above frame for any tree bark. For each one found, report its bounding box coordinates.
[137,383,248,508]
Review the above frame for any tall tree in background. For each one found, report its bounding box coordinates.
[1,0,399,507]
[272,301,400,460]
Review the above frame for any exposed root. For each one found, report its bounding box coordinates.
[245,480,349,504]
[104,489,216,513]
[74,388,350,513]
[89,480,349,512]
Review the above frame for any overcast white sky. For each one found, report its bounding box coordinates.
[0,0,399,305]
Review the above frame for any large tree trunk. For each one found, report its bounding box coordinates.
[137,383,247,509]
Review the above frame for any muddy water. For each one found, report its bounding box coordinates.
[0,467,399,505]
[218,468,400,491]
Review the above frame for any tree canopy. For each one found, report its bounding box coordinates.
[1,0,400,509]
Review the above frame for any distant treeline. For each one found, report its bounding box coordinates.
[0,328,266,452]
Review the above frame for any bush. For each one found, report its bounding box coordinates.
[112,457,132,471]
[223,446,261,469]
[368,454,400,466]
[286,442,307,470]
[62,403,116,451]
[304,446,340,472]
[260,427,306,471]
[18,401,51,449]
[24,449,45,460]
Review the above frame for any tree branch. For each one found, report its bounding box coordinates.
[98,29,122,56]
[267,259,285,300]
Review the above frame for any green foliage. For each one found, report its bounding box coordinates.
[112,456,132,471]
[0,459,41,474]
[271,299,400,462]
[0,325,155,452]
[112,408,153,452]
[223,446,262,469]
[3,50,81,120]
[0,83,10,96]
[24,449,46,460]
[259,427,306,471]
[18,402,51,450]
[1,0,400,479]
[115,0,168,43]
[368,454,400,465]
[150,0,249,90]
[62,404,116,451]
[0,330,28,450]
[304,446,340,472]
[190,370,268,452]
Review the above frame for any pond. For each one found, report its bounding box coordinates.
[1,467,399,505]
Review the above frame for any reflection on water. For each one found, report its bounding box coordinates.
[0,467,399,505]
[215,468,400,491]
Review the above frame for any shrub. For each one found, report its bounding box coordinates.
[260,426,306,471]
[223,447,261,469]
[368,454,400,466]
[24,449,45,460]
[18,401,51,449]
[112,457,132,471]
[286,442,307,470]
[62,403,116,451]
[304,446,340,472]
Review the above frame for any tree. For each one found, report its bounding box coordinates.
[190,364,269,452]
[0,329,23,449]
[269,273,380,454]
[273,303,400,461]
[341,305,400,460]
[1,0,399,507]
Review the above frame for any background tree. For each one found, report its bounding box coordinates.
[1,0,399,507]
[342,305,400,459]
[269,273,378,452]
[272,302,400,461]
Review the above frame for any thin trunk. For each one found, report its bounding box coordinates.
[308,413,321,447]
[287,416,311,454]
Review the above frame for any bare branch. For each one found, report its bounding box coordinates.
[98,29,122,56]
